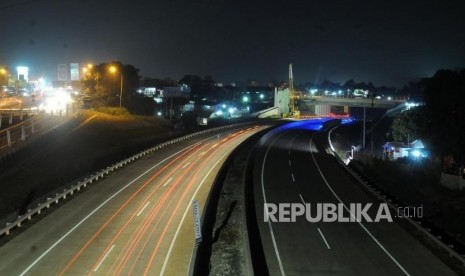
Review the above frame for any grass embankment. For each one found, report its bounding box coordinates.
[0,109,174,219]
[333,124,465,246]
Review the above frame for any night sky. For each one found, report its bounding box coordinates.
[0,0,464,87]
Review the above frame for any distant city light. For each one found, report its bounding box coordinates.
[17,66,29,81]
[412,150,421,158]
[259,94,264,99]
[242,96,249,103]
[40,89,72,114]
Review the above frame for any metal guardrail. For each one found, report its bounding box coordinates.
[0,105,79,159]
[0,115,76,160]
[327,127,465,268]
[0,121,253,237]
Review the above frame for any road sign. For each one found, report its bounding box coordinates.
[192,200,202,243]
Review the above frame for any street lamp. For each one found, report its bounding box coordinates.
[109,66,123,108]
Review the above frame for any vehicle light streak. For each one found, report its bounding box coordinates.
[58,143,202,275]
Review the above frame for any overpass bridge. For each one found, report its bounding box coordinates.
[301,95,407,108]
[274,88,409,117]
[300,95,408,116]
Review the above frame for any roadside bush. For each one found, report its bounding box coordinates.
[95,107,131,117]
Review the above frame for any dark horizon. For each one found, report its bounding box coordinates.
[1,0,464,88]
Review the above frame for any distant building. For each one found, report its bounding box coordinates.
[17,66,29,82]
[382,139,426,160]
[70,63,80,81]
[58,64,67,81]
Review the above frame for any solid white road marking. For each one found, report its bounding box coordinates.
[291,173,295,182]
[137,201,150,217]
[317,228,331,250]
[309,137,410,276]
[182,162,191,169]
[163,177,173,187]
[261,131,288,276]
[93,244,115,272]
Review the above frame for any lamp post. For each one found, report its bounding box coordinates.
[109,66,123,108]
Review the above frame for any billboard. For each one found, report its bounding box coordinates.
[70,63,80,81]
[58,64,67,81]
[17,66,29,82]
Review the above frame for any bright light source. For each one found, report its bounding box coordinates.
[412,150,421,158]
[109,66,117,73]
[228,107,235,114]
[387,96,392,101]
[157,111,162,116]
[242,96,249,102]
[222,104,226,109]
[17,66,29,81]
[216,110,223,116]
[259,94,264,99]
[41,90,72,114]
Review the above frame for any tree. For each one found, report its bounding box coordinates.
[423,69,465,163]
[390,108,425,143]
[343,79,355,90]
[81,61,156,114]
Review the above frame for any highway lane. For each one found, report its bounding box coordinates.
[253,121,456,275]
[0,124,267,275]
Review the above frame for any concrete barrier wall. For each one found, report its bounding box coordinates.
[257,107,279,118]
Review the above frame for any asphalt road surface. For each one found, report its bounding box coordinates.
[253,121,456,275]
[0,124,267,275]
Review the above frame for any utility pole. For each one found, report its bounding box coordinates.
[170,97,173,120]
[370,93,374,155]
[363,107,366,150]
[119,72,123,108]
[289,63,295,116]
